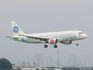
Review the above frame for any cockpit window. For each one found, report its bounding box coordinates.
[78,32,84,34]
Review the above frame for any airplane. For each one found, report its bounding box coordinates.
[6,21,87,48]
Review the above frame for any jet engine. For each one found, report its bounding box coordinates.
[48,39,57,44]
[61,41,72,45]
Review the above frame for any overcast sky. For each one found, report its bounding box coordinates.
[0,0,93,65]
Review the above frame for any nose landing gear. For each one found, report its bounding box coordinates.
[76,40,79,46]
[76,43,79,46]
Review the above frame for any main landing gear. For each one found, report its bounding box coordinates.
[44,41,48,48]
[53,45,57,48]
[44,44,58,48]
[44,45,48,48]
[53,39,58,48]
[44,42,58,48]
[44,39,58,48]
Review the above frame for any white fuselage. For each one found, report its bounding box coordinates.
[6,21,87,48]
[11,30,87,44]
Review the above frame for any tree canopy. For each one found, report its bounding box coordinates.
[0,58,12,70]
[62,67,80,70]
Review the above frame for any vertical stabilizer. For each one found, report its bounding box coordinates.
[11,21,25,36]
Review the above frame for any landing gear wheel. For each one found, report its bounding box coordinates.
[44,45,48,48]
[54,45,58,48]
[76,43,79,46]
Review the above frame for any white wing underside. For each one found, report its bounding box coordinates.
[24,35,50,41]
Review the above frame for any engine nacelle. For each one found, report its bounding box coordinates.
[62,41,72,45]
[48,39,57,44]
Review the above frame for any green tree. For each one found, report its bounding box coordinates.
[62,67,80,70]
[41,68,45,70]
[35,68,39,70]
[0,58,12,70]
[47,68,50,70]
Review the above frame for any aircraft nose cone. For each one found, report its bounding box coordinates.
[84,34,88,38]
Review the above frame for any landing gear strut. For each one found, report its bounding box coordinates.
[53,39,58,48]
[76,43,79,46]
[54,45,57,48]
[44,45,48,48]
[44,41,48,48]
[76,40,79,46]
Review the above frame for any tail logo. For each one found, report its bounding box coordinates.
[13,26,19,33]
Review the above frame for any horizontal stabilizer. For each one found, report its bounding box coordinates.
[6,36,19,39]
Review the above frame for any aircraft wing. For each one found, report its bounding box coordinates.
[25,35,50,41]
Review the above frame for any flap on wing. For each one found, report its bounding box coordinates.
[6,36,19,39]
